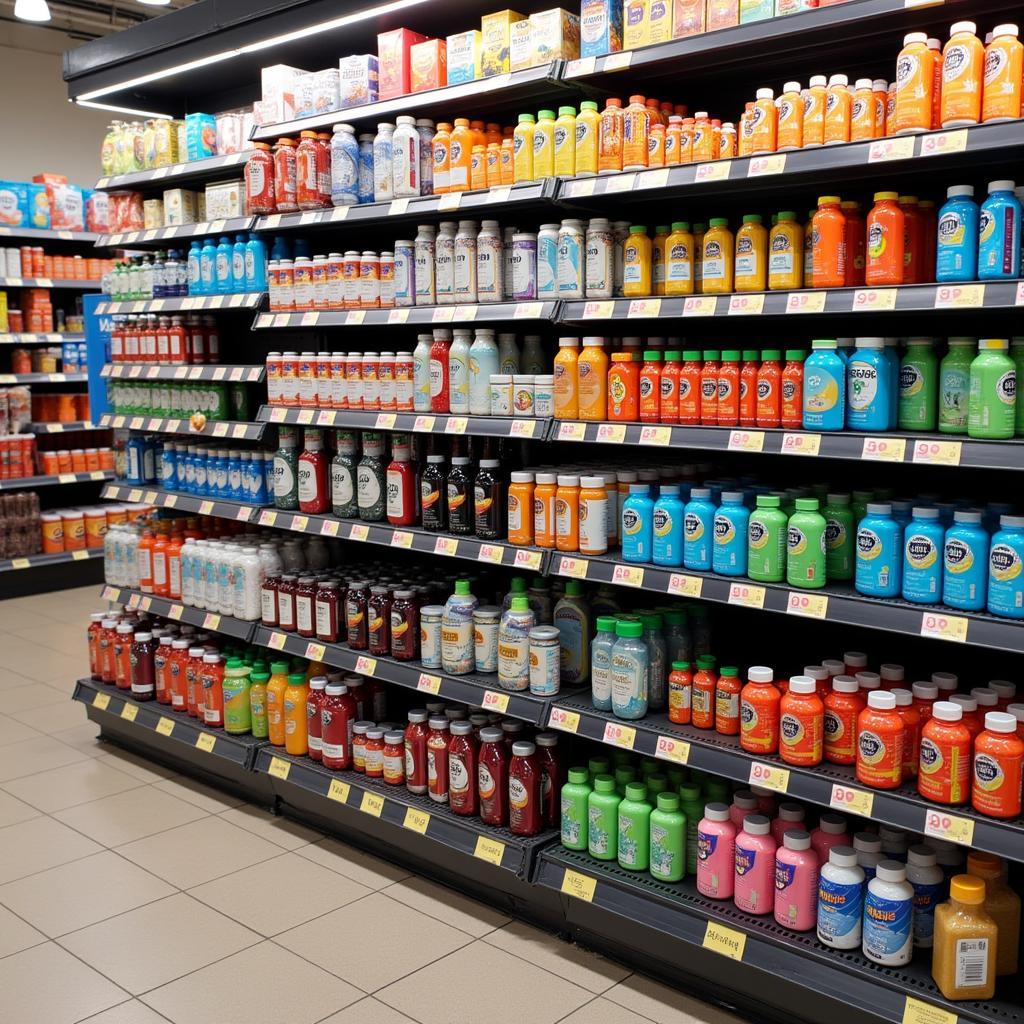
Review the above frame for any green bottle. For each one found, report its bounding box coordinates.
[666,767,687,790]
[822,492,855,581]
[898,337,938,430]
[560,768,591,851]
[640,760,660,783]
[249,670,269,739]
[614,765,637,796]
[222,658,252,735]
[646,773,668,797]
[787,498,828,589]
[1012,338,1024,435]
[704,778,731,804]
[938,337,975,434]
[587,756,610,782]
[851,489,874,525]
[747,495,787,582]
[588,775,620,861]
[617,783,652,872]
[968,338,1016,439]
[650,792,686,882]
[612,749,634,769]
[678,782,705,875]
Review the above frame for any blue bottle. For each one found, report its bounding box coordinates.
[231,235,247,294]
[215,235,233,294]
[836,338,854,364]
[855,503,903,598]
[199,238,217,295]
[890,500,913,529]
[936,185,979,282]
[610,620,649,720]
[187,241,202,296]
[227,450,243,502]
[124,436,150,485]
[245,234,268,292]
[330,123,359,207]
[712,491,749,577]
[942,510,988,611]
[802,340,846,431]
[193,449,209,496]
[211,450,229,498]
[160,444,177,490]
[357,133,375,205]
[652,484,685,567]
[846,337,891,431]
[270,236,290,262]
[987,514,1024,619]
[621,484,653,563]
[683,487,716,571]
[978,179,1022,280]
[902,508,944,604]
[262,453,275,501]
[175,445,188,491]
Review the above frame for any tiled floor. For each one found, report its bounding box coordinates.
[0,584,749,1024]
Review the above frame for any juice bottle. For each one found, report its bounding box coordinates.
[534,110,556,180]
[648,124,666,166]
[554,106,577,177]
[739,350,759,426]
[500,136,514,183]
[282,672,309,756]
[470,145,487,190]
[660,351,682,422]
[873,79,889,136]
[716,350,741,426]
[779,676,824,766]
[824,675,864,765]
[701,219,734,294]
[734,814,777,915]
[652,225,670,295]
[679,350,702,424]
[893,688,921,779]
[823,74,851,145]
[841,201,865,286]
[639,351,662,422]
[575,100,600,176]
[803,209,815,286]
[432,123,451,194]
[965,851,1020,975]
[691,655,717,729]
[448,118,474,192]
[802,75,827,146]
[811,196,846,288]
[715,665,741,736]
[734,215,767,292]
[700,349,720,424]
[679,117,695,162]
[932,875,998,1000]
[598,98,624,174]
[777,82,803,150]
[608,353,640,421]
[553,336,580,419]
[617,783,652,871]
[696,803,736,899]
[787,498,827,588]
[199,654,224,727]
[554,474,581,551]
[865,192,905,285]
[266,660,289,746]
[850,78,876,141]
[768,212,803,290]
[668,661,692,724]
[856,691,905,789]
[982,25,1024,123]
[928,37,944,129]
[513,114,536,183]
[893,33,934,133]
[622,95,650,171]
[756,349,782,426]
[940,21,984,127]
[691,111,715,162]
[665,116,682,164]
[899,195,924,283]
[577,337,609,420]
[664,221,695,295]
[693,222,706,288]
[533,473,557,548]
[972,711,1024,818]
[622,225,652,296]
[747,88,777,154]
[781,350,805,427]
[740,666,780,754]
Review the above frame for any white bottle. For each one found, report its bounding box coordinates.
[817,846,865,950]
[469,329,500,414]
[585,217,615,299]
[258,542,282,577]
[498,333,521,375]
[378,351,396,409]
[413,333,432,411]
[372,122,395,201]
[537,223,560,299]
[449,329,472,413]
[414,224,436,305]
[522,335,545,374]
[476,220,504,303]
[392,116,420,198]
[180,537,196,605]
[190,539,207,609]
[557,219,585,299]
[453,220,478,303]
[434,221,456,304]
[905,845,944,949]
[234,546,263,621]
[415,118,435,195]
[863,860,913,966]
[853,831,883,880]
[394,240,415,307]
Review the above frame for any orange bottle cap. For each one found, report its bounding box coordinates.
[949,875,986,904]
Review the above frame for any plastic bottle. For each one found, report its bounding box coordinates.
[713,491,749,577]
[533,109,556,180]
[700,350,720,424]
[560,768,591,851]
[817,846,866,949]
[932,874,998,1000]
[664,222,695,296]
[513,114,535,183]
[715,665,741,736]
[649,792,686,882]
[774,830,818,932]
[700,219,734,294]
[856,503,903,599]
[611,620,648,720]
[857,690,905,789]
[988,514,1024,618]
[588,774,620,860]
[940,21,985,127]
[896,337,937,430]
[621,483,654,563]
[969,338,1016,439]
[863,860,914,966]
[978,181,1022,279]
[575,100,600,176]
[734,814,776,915]
[683,487,715,570]
[781,350,805,427]
[824,74,852,144]
[811,196,846,288]
[697,803,736,899]
[863,192,905,285]
[779,676,824,766]
[965,851,1020,976]
[937,336,974,433]
[787,499,827,589]
[982,25,1024,123]
[747,495,787,583]
[767,213,803,291]
[894,33,935,133]
[591,617,617,712]
[739,666,780,754]
[846,337,891,431]
[734,215,767,292]
[652,484,685,568]
[617,783,652,872]
[972,710,1024,818]
[936,186,979,281]
[903,844,945,950]
[898,507,943,605]
[802,340,845,430]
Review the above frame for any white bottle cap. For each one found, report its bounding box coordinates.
[891,688,913,707]
[880,663,904,682]
[932,671,958,692]
[1005,703,1024,723]
[742,814,771,835]
[904,32,927,44]
[748,666,774,684]
[932,701,963,722]
[854,832,881,852]
[868,691,896,710]
[558,337,580,347]
[809,75,827,88]
[778,802,804,821]
[733,791,758,810]
[989,180,1016,193]
[912,682,938,700]
[950,694,977,712]
[832,675,860,694]
[988,680,1016,700]
[704,802,731,822]
[857,671,881,691]
[844,651,868,668]
[784,81,802,93]
[829,846,858,867]
[985,711,1018,734]
[908,844,937,867]
[992,24,1019,37]
[828,73,849,86]
[875,860,906,883]
[756,87,774,100]
[803,665,829,681]
[950,21,976,35]
[873,79,888,91]
[971,687,999,707]
[822,659,845,676]
[784,830,811,850]
[819,814,847,834]
[788,676,817,695]
[855,78,873,90]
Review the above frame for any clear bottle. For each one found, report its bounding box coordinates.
[610,620,648,720]
[372,122,395,201]
[453,220,478,303]
[391,115,420,198]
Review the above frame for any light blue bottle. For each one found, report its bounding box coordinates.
[230,234,247,293]
[942,510,988,611]
[902,508,944,605]
[591,616,618,712]
[610,620,648,720]
[847,337,891,431]
[357,133,375,205]
[652,484,685,567]
[890,500,913,529]
[856,503,903,598]
[330,123,359,207]
[683,487,715,571]
[835,338,854,364]
[199,238,217,295]
[263,453,275,501]
[187,241,202,295]
[175,445,188,490]
[214,236,233,294]
[245,234,268,292]
[537,223,559,300]
[978,179,1022,280]
[712,491,749,577]
[936,185,978,282]
[193,449,209,495]
[987,514,1024,619]
[621,484,653,563]
[159,444,176,490]
[803,340,846,431]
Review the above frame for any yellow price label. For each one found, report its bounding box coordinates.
[638,167,670,190]
[9,558,31,570]
[902,997,958,1024]
[296,410,315,425]
[582,301,614,319]
[120,703,138,722]
[923,808,976,847]
[360,791,384,817]
[327,779,350,803]
[727,429,765,452]
[912,439,961,466]
[236,507,252,523]
[605,172,636,195]
[168,605,184,620]
[93,691,111,710]
[350,524,369,541]
[268,756,291,780]
[727,293,765,316]
[262,509,281,526]
[291,515,309,532]
[627,298,662,318]
[611,564,644,588]
[346,310,366,326]
[868,136,916,162]
[747,153,786,177]
[434,536,459,557]
[438,192,461,212]
[728,583,766,609]
[305,642,326,661]
[558,421,588,441]
[693,160,731,183]
[703,922,747,961]
[482,690,510,714]
[513,548,543,572]
[198,500,215,515]
[413,415,436,431]
[596,423,626,444]
[403,808,430,834]
[559,556,589,579]
[934,284,984,309]
[316,410,336,427]
[473,836,505,866]
[388,308,410,324]
[417,673,442,695]
[389,198,410,216]
[155,717,175,737]
[548,707,580,733]
[786,291,828,313]
[786,592,829,620]
[376,413,396,430]
[639,425,671,446]
[202,613,221,631]
[853,288,898,311]
[128,489,143,502]
[561,869,597,902]
[683,295,718,317]
[445,417,468,435]
[830,783,874,817]
[355,656,377,676]
[267,632,288,651]
[514,302,543,319]
[748,761,790,793]
[920,612,969,644]
[654,735,691,765]
[602,721,636,750]
[667,573,704,598]
[477,543,505,565]
[392,530,414,549]
[58,473,77,484]
[509,419,536,438]
[861,436,907,462]
[432,306,455,323]
[781,432,821,456]
[320,520,340,537]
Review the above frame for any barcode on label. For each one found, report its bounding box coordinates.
[955,938,989,989]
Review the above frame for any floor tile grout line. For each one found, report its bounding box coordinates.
[73,995,178,1024]
[375,879,512,941]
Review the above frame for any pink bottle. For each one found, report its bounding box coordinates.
[774,829,819,931]
[750,786,778,817]
[771,801,806,845]
[733,813,777,915]
[730,790,758,828]
[809,812,849,862]
[697,802,737,900]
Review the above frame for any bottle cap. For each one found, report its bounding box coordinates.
[778,802,804,821]
[788,675,817,695]
[875,860,906,883]
[857,671,880,691]
[829,846,858,868]
[832,675,860,694]
[703,802,730,822]
[747,666,774,684]
[784,830,811,850]
[891,688,913,707]
[868,691,896,710]
[854,832,881,852]
[742,814,771,835]
[907,844,937,867]
[802,666,828,682]
[819,813,847,834]
[733,791,757,809]
[950,694,977,712]
[950,874,986,905]
[932,701,963,722]
[984,711,1017,733]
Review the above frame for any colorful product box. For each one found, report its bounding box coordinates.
[580,0,622,57]
[205,180,244,220]
[530,9,580,62]
[410,39,447,92]
[510,19,533,71]
[47,184,84,231]
[185,113,217,161]
[260,64,306,122]
[215,112,245,155]
[27,185,50,230]
[775,0,818,13]
[446,30,483,83]
[152,119,180,166]
[739,0,773,20]
[481,9,525,77]
[143,199,165,229]
[706,0,739,29]
[162,189,198,226]
[622,0,649,48]
[296,69,342,117]
[672,0,706,36]
[377,28,428,99]
[338,55,379,108]
[647,0,671,41]
[86,191,109,233]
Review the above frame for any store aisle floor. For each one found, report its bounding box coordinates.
[0,586,747,1024]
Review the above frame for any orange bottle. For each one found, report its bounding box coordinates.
[679,118,695,162]
[691,111,715,162]
[137,526,155,593]
[665,117,683,164]
[893,33,935,133]
[679,350,702,424]
[802,76,827,146]
[865,191,905,285]
[928,37,944,128]
[486,122,502,146]
[850,78,876,141]
[824,74,852,145]
[719,122,736,158]
[266,662,289,746]
[841,201,865,287]
[715,666,742,736]
[283,672,309,756]
[755,349,782,427]
[470,119,487,151]
[873,79,889,136]
[748,88,778,154]
[598,98,624,174]
[166,531,183,599]
[579,477,609,556]
[739,350,759,427]
[699,349,719,425]
[740,666,781,754]
[811,196,846,288]
[941,21,985,127]
[622,94,650,171]
[646,98,664,126]
[737,105,752,157]
[660,351,682,422]
[577,337,609,420]
[777,82,803,150]
[716,350,740,427]
[554,474,581,552]
[779,676,824,766]
[780,350,805,428]
[485,142,502,187]
[691,655,717,729]
[499,137,515,184]
[900,195,924,283]
[150,525,170,598]
[668,661,692,725]
[952,695,984,739]
[470,145,487,190]
[856,691,905,789]
[982,25,1024,123]
[885,82,897,134]
[533,473,557,548]
[648,124,666,167]
[972,711,1024,818]
[823,675,864,765]
[918,701,972,804]
[893,688,921,778]
[507,473,535,546]
[448,118,474,192]
[608,352,639,421]
[432,122,451,194]
[639,351,662,422]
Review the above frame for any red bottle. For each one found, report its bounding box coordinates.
[200,653,224,727]
[429,334,451,412]
[99,618,118,683]
[273,137,298,213]
[154,636,174,704]
[296,131,321,210]
[316,133,332,205]
[186,645,205,717]
[245,142,276,214]
[321,682,357,770]
[130,631,156,701]
[306,677,327,762]
[386,434,418,526]
[739,351,759,427]
[478,726,509,825]
[114,623,134,690]
[447,721,479,816]
[404,709,430,794]
[368,586,392,656]
[297,429,329,514]
[509,740,542,836]
[168,639,190,712]
[535,733,563,829]
[427,716,450,803]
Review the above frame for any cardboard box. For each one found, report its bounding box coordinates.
[530,9,580,62]
[31,172,67,185]
[739,0,773,20]
[185,113,217,161]
[310,69,341,114]
[510,19,533,70]
[86,191,109,233]
[260,63,306,121]
[143,199,165,229]
[672,0,705,36]
[215,111,245,155]
[480,9,524,77]
[410,39,447,92]
[446,30,482,83]
[205,180,245,220]
[706,0,739,29]
[623,0,649,48]
[27,184,50,230]
[0,182,28,228]
[339,54,379,108]
[648,0,672,40]
[377,27,428,99]
[162,188,198,226]
[47,184,84,231]
[152,119,180,166]
[580,0,622,56]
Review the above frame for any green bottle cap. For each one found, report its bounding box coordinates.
[657,792,681,811]
[511,596,530,611]
[616,621,643,638]
[510,576,528,593]
[250,672,270,683]
[703,349,721,360]
[226,658,242,669]
[625,782,648,802]
[596,616,618,632]
[671,660,691,670]
[568,768,590,784]
[538,109,555,120]
[589,756,610,775]
[762,349,781,360]
[784,349,806,361]
[742,214,762,224]
[518,113,535,123]
[454,580,471,595]
[722,350,741,361]
[777,210,796,220]
[664,609,687,625]
[679,782,702,802]
[565,580,584,597]
[683,350,702,360]
[756,495,781,507]
[643,350,662,361]
[671,221,690,231]
[594,774,617,792]
[616,766,637,786]
[558,106,576,116]
[696,654,717,668]
[287,673,306,684]
[270,661,290,675]
[664,350,682,361]
[581,101,599,112]
[742,350,759,361]
[709,217,729,227]
[656,225,670,234]
[640,612,663,629]
[795,498,820,511]
[720,666,739,676]
[630,225,648,234]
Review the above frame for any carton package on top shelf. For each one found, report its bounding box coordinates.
[530,8,581,62]
[481,9,525,76]
[377,28,429,99]
[446,30,483,83]
[410,39,448,93]
[261,63,307,122]
[185,113,217,161]
[339,54,380,108]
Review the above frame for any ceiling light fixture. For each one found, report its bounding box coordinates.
[137,0,172,6]
[14,0,51,22]
[75,98,174,118]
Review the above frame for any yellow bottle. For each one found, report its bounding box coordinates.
[283,672,309,756]
[664,221,695,296]
[513,113,536,183]
[266,661,289,747]
[533,109,556,180]
[693,222,706,291]
[700,218,734,294]
[966,851,1020,976]
[734,214,767,292]
[553,336,580,419]
[652,225,670,296]
[575,100,600,177]
[622,226,653,297]
[932,874,998,1001]
[768,211,803,290]
[577,337,609,420]
[554,106,577,178]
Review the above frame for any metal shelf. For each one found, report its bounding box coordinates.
[96,414,267,441]
[94,151,250,191]
[0,332,85,346]
[0,470,111,492]
[96,217,256,248]
[103,363,264,382]
[0,277,101,290]
[101,483,262,521]
[0,226,99,243]
[28,421,103,434]
[253,300,558,329]
[0,548,102,572]
[546,694,1024,861]
[96,293,264,315]
[100,585,258,641]
[0,372,87,384]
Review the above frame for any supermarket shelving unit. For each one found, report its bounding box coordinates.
[66,0,1024,1021]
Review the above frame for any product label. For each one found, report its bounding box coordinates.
[955,938,990,989]
[863,891,912,960]
[588,804,610,855]
[905,533,939,571]
[973,752,1006,793]
[848,360,878,411]
[817,877,863,942]
[990,542,1022,583]
[912,881,943,943]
